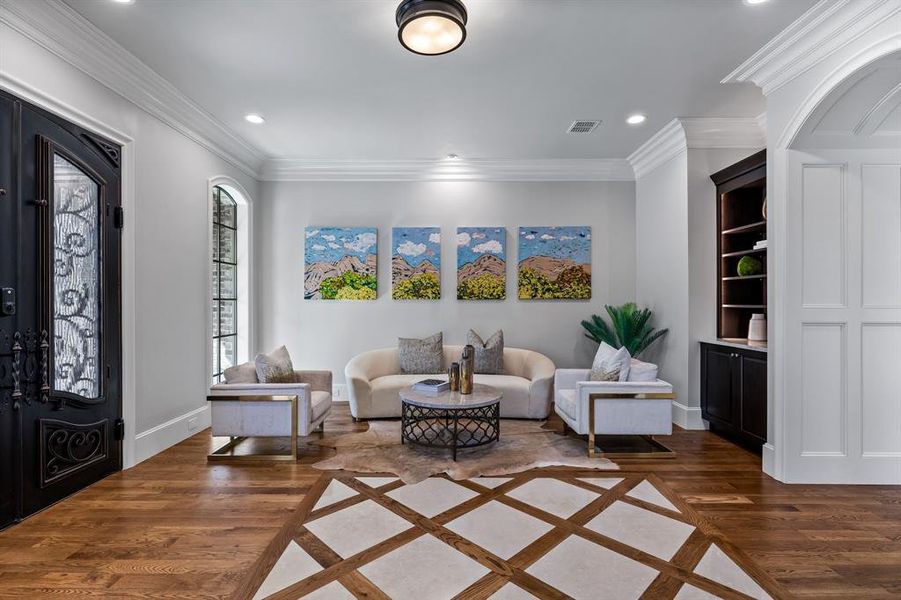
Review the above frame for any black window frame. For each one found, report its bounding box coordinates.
[212,185,238,384]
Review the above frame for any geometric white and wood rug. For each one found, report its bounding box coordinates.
[238,472,786,599]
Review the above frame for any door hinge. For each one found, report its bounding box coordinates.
[114,206,124,229]
[114,418,125,441]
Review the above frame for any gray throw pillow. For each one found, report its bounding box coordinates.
[223,361,258,384]
[467,329,504,374]
[398,332,444,374]
[254,346,296,383]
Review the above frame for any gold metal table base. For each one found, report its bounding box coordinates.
[206,394,299,462]
[586,391,677,459]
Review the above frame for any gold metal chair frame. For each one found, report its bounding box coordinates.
[587,392,678,459]
[206,394,299,462]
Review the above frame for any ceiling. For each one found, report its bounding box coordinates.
[65,0,817,161]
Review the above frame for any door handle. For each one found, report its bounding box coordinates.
[1,288,15,316]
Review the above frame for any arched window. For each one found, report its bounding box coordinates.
[210,182,251,383]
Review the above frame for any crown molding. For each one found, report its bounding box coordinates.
[259,158,636,182]
[627,119,687,179]
[627,117,765,178]
[722,0,901,96]
[0,0,266,178]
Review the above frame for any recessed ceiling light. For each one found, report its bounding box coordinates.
[111,0,135,4]
[626,114,647,125]
[244,114,265,125]
[446,153,459,160]
[744,0,769,5]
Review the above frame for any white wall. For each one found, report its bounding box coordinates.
[635,153,690,415]
[636,146,762,428]
[0,23,260,465]
[256,180,636,390]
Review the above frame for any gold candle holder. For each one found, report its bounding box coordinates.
[460,345,474,395]
[448,362,461,392]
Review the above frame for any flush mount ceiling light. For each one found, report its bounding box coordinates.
[244,114,265,124]
[626,114,647,125]
[744,0,770,4]
[396,0,467,56]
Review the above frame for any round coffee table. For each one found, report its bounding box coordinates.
[400,384,502,460]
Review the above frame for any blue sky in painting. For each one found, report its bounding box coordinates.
[457,227,506,266]
[305,227,377,263]
[518,226,591,264]
[393,227,440,268]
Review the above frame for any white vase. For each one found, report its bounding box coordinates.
[748,313,767,342]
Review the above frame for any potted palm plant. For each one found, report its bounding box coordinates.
[581,303,668,358]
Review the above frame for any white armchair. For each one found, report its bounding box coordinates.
[207,370,332,461]
[554,368,675,458]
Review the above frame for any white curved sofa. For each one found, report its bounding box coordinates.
[345,345,555,419]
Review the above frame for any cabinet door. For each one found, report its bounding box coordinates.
[739,354,767,443]
[703,347,734,425]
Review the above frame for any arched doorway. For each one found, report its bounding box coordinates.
[775,50,901,483]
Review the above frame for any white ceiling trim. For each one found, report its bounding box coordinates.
[626,117,764,179]
[0,0,267,178]
[722,0,901,95]
[259,158,636,182]
[627,119,687,179]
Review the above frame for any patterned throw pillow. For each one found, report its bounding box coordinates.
[398,332,444,374]
[467,329,504,374]
[254,346,296,383]
[589,344,631,382]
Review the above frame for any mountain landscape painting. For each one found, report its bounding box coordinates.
[305,227,378,300]
[392,227,441,299]
[518,226,591,300]
[457,227,506,300]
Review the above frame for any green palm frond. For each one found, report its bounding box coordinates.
[581,302,668,358]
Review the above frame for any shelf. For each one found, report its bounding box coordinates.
[722,304,766,309]
[722,221,766,235]
[722,274,766,281]
[722,247,767,258]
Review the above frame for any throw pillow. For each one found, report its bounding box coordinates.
[398,332,444,374]
[223,361,258,384]
[467,329,504,374]
[254,346,296,383]
[628,358,659,382]
[589,344,631,382]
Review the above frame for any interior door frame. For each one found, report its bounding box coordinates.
[0,76,138,468]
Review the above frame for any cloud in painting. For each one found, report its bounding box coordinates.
[429,233,441,244]
[328,242,340,249]
[312,244,326,251]
[305,229,320,239]
[540,234,555,240]
[344,231,377,253]
[322,234,336,242]
[473,240,503,255]
[525,234,535,240]
[397,241,426,257]
[457,232,471,247]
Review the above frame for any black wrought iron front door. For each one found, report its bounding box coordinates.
[0,90,122,529]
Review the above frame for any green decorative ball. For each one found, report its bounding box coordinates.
[737,256,763,277]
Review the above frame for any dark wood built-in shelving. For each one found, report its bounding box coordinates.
[702,149,768,452]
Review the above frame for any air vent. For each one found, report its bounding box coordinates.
[567,120,600,134]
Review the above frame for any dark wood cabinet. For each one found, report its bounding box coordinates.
[701,342,767,451]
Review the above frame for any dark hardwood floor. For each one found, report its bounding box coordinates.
[0,404,899,598]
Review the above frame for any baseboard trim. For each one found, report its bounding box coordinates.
[762,442,776,477]
[133,404,210,466]
[672,401,707,430]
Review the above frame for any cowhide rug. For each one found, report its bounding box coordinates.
[312,419,617,484]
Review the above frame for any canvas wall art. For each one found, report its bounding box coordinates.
[457,227,506,300]
[305,227,378,300]
[518,226,591,300]
[392,227,441,299]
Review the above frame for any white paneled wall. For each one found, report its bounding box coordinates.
[785,151,901,482]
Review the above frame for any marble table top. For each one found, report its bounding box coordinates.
[400,383,502,410]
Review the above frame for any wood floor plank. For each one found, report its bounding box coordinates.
[0,404,899,598]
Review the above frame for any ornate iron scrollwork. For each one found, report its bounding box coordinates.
[0,329,49,411]
[40,418,108,487]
